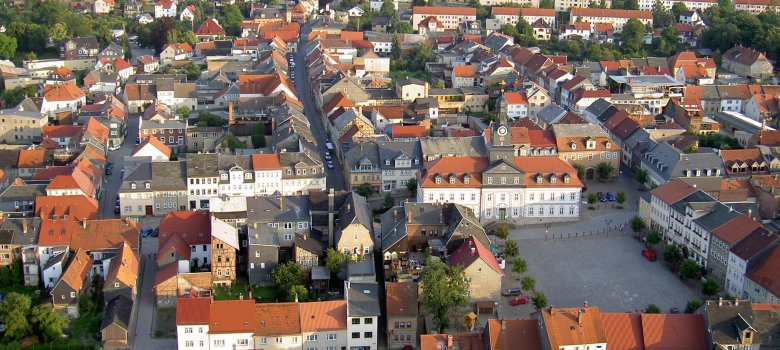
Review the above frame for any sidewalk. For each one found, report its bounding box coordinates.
[510,211,637,241]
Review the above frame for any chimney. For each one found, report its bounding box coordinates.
[295,291,299,303]
[248,289,253,299]
[22,220,27,233]
[578,309,584,325]
[303,234,308,240]
[279,196,284,210]
[501,320,506,330]
[470,246,476,255]
[735,298,740,306]
[407,211,411,223]
[347,203,351,213]
[718,297,723,306]
[393,208,398,221]
[439,211,443,224]
[82,219,87,228]
[549,305,555,315]
[583,301,588,308]
[239,293,243,300]
[228,102,234,125]
[447,335,453,348]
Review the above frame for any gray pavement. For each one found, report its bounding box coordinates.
[294,24,346,191]
[99,114,140,219]
[130,234,173,349]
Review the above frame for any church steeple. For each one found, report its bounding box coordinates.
[489,113,514,162]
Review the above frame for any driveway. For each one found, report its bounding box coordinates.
[499,234,700,318]
[294,23,346,191]
[99,113,140,219]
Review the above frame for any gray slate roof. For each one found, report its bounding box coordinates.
[705,300,756,345]
[0,184,47,201]
[185,153,219,178]
[346,281,380,317]
[102,295,133,331]
[642,142,726,181]
[378,140,423,171]
[150,161,186,190]
[247,195,310,223]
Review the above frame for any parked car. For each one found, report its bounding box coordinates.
[106,168,112,176]
[597,192,607,202]
[669,307,680,314]
[510,295,529,306]
[607,192,617,201]
[502,288,522,297]
[114,206,120,214]
[324,153,332,160]
[327,161,334,169]
[642,248,657,261]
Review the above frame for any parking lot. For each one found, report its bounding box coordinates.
[498,233,700,318]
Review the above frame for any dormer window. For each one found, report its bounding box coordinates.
[586,139,596,150]
[221,174,228,180]
[435,174,442,184]
[550,174,557,184]
[414,158,419,164]
[464,174,470,184]
[570,142,577,150]
[385,159,390,165]
[245,173,252,179]
[563,173,571,184]
[145,182,150,189]
[449,174,456,184]
[536,174,543,184]
[716,169,721,176]
[131,183,136,189]
[605,141,611,149]
[696,169,701,176]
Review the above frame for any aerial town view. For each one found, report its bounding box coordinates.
[4,0,780,348]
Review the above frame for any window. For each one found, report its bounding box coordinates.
[184,327,193,333]
[276,337,283,343]
[307,335,317,341]
[260,338,267,345]
[185,341,193,347]
[352,318,360,325]
[70,292,75,298]
[364,332,373,338]
[238,339,249,346]
[327,334,337,341]
[352,332,360,339]
[365,318,373,324]
[214,340,225,347]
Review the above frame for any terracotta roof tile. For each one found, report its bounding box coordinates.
[35,194,99,221]
[70,218,140,251]
[210,300,256,333]
[46,169,96,197]
[196,18,226,36]
[453,65,475,78]
[419,157,487,188]
[43,82,85,102]
[421,333,484,350]
[386,282,418,318]
[176,297,211,325]
[17,150,46,168]
[103,241,139,291]
[38,219,77,246]
[502,92,528,105]
[132,136,172,158]
[413,6,476,16]
[57,249,92,292]
[486,319,541,350]
[650,179,698,205]
[299,300,347,332]
[540,306,606,349]
[571,8,653,19]
[601,313,644,350]
[253,302,301,335]
[513,156,583,188]
[158,211,212,247]
[448,236,504,275]
[391,125,428,138]
[747,246,780,297]
[711,214,762,245]
[640,314,706,350]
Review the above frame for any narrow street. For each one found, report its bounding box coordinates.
[294,24,346,191]
[99,114,140,219]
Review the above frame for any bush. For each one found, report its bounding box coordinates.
[630,217,645,233]
[685,300,701,314]
[504,239,519,257]
[680,259,701,280]
[663,244,682,264]
[495,224,509,239]
[702,277,720,296]
[520,276,536,292]
[531,291,548,310]
[588,193,597,204]
[512,258,528,274]
[645,304,661,313]
[645,230,661,245]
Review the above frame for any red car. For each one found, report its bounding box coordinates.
[642,248,657,261]
[510,295,529,306]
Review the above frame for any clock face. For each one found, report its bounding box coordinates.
[497,126,508,136]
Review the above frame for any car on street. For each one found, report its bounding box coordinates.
[327,161,334,169]
[502,288,522,297]
[324,153,332,160]
[669,307,680,314]
[607,192,617,201]
[106,168,112,176]
[510,295,529,306]
[597,192,607,202]
[642,248,657,261]
[114,206,120,214]
[107,162,114,170]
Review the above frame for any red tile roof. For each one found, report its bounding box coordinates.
[196,18,226,36]
[103,241,139,291]
[47,169,97,197]
[176,297,211,325]
[386,282,418,317]
[57,249,92,292]
[38,219,77,246]
[391,125,428,138]
[421,333,484,350]
[35,195,99,221]
[299,300,347,332]
[419,157,488,188]
[158,211,212,247]
[571,8,653,19]
[70,218,140,251]
[601,313,644,350]
[528,130,557,147]
[453,65,475,78]
[413,6,476,16]
[650,179,698,205]
[251,153,282,171]
[43,82,85,102]
[513,156,583,188]
[131,136,172,158]
[640,314,706,350]
[491,7,554,16]
[210,300,256,333]
[485,319,541,350]
[540,306,606,349]
[502,92,528,105]
[17,150,46,168]
[448,236,504,275]
[42,125,84,140]
[747,245,780,298]
[711,214,762,245]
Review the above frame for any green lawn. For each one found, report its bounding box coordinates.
[389,69,431,82]
[251,286,280,302]
[212,282,247,300]
[68,311,103,346]
[0,285,42,305]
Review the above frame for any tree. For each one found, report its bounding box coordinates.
[223,4,244,36]
[183,62,202,80]
[393,22,413,34]
[151,17,178,53]
[702,277,719,296]
[383,193,394,209]
[512,258,528,274]
[645,304,661,313]
[597,162,615,180]
[531,291,548,310]
[0,293,32,340]
[495,224,509,239]
[175,107,191,117]
[616,192,626,205]
[635,169,648,184]
[287,285,308,302]
[685,300,701,314]
[356,183,373,197]
[680,259,701,280]
[196,110,227,127]
[390,34,402,60]
[656,26,680,56]
[380,0,396,17]
[325,248,347,275]
[652,0,674,28]
[520,276,536,292]
[48,22,69,43]
[271,262,304,294]
[421,258,469,333]
[624,0,639,9]
[573,163,586,180]
[621,18,646,55]
[504,239,519,257]
[630,217,645,233]
[406,178,417,196]
[646,230,661,245]
[30,304,68,341]
[588,193,597,204]
[663,244,682,264]
[671,1,688,20]
[0,34,16,60]
[540,0,554,8]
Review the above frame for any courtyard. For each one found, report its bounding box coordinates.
[499,233,700,318]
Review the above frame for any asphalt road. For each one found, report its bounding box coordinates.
[99,113,140,219]
[294,24,346,192]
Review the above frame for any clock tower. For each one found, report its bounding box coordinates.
[489,114,515,162]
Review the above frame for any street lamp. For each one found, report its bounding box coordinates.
[605,219,612,231]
